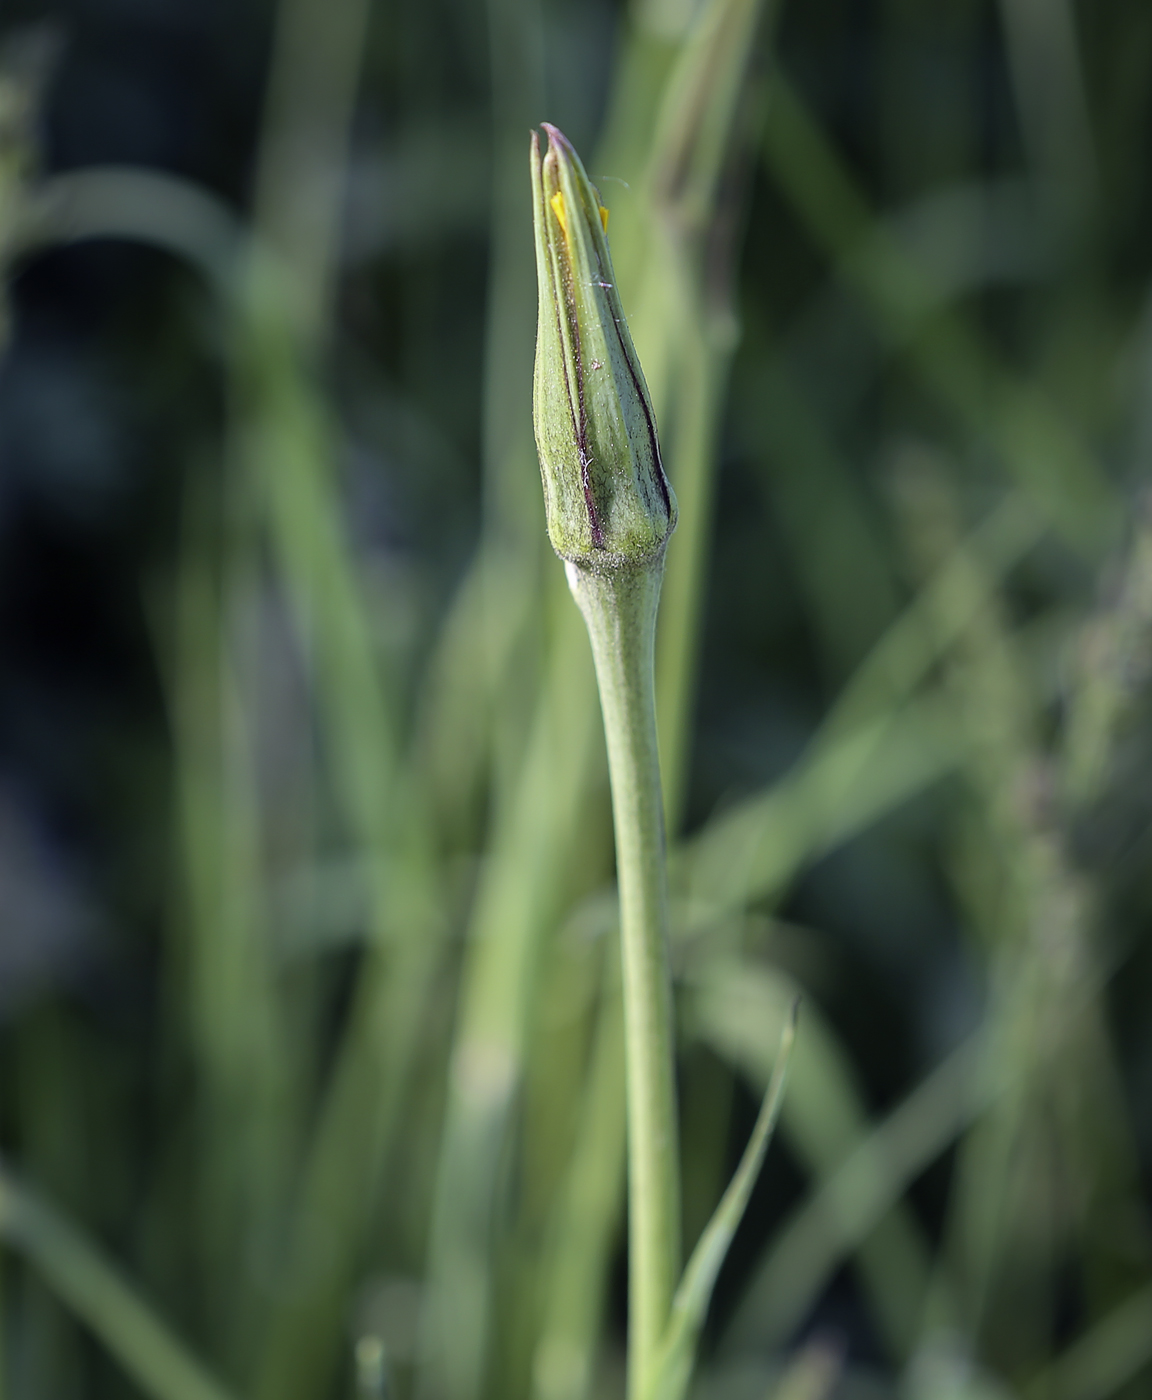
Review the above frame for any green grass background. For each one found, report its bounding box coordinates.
[1,0,1151,1397]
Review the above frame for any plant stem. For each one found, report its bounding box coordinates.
[565,560,681,1400]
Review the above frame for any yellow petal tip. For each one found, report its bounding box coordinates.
[550,190,567,235]
[599,205,609,232]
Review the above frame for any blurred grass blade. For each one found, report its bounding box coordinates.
[755,360,900,678]
[595,0,785,828]
[240,193,444,1400]
[891,463,1142,1361]
[998,0,1097,234]
[417,586,602,1400]
[812,496,1040,746]
[232,0,449,1388]
[17,165,239,282]
[646,0,775,220]
[679,693,961,923]
[690,960,935,1360]
[14,101,440,1400]
[769,1337,845,1400]
[719,1032,991,1355]
[169,484,291,1365]
[643,0,783,828]
[1022,1284,1152,1400]
[478,0,544,552]
[530,954,627,1400]
[761,69,1114,551]
[1061,495,1152,806]
[679,496,1042,921]
[0,1164,239,1400]
[249,0,372,352]
[646,1002,797,1400]
[6,5,1152,1400]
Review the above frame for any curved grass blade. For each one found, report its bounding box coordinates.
[0,1163,238,1400]
[645,1001,798,1400]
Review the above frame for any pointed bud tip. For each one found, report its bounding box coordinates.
[539,122,568,150]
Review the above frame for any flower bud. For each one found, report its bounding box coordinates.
[531,124,676,573]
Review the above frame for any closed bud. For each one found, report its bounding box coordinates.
[531,124,676,573]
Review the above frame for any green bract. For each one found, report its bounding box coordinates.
[531,124,677,572]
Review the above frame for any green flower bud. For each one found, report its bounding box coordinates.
[531,124,676,573]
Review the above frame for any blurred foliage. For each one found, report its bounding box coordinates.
[0,0,1151,1398]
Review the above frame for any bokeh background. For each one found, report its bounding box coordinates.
[1,1,1151,1398]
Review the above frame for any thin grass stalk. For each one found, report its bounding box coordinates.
[409,12,565,1387]
[416,581,602,1400]
[171,515,287,1372]
[240,307,444,1400]
[498,902,613,1394]
[10,1008,86,1396]
[652,327,727,830]
[529,948,627,1400]
[998,0,1097,241]
[247,0,372,354]
[642,0,780,829]
[470,0,551,844]
[479,0,545,555]
[225,0,449,1389]
[597,0,780,830]
[1061,495,1152,808]
[574,0,785,835]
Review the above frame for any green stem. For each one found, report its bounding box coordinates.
[566,560,680,1400]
